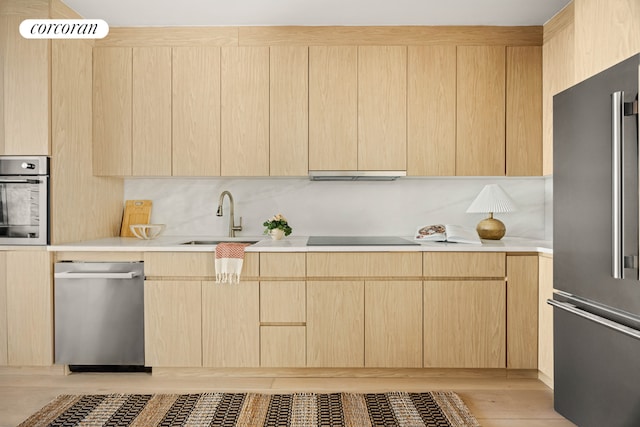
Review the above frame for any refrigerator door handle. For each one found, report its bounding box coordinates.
[611,91,624,279]
[548,299,640,341]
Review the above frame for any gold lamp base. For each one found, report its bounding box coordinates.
[476,213,506,240]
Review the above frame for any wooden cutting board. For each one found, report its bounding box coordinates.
[120,200,152,237]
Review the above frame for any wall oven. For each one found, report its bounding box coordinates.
[0,156,49,245]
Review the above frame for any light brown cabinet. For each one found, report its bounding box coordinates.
[0,251,52,366]
[307,280,364,367]
[423,252,506,368]
[574,0,640,84]
[270,47,309,176]
[365,281,422,368]
[506,255,538,369]
[308,46,358,171]
[259,253,306,367]
[358,46,407,171]
[221,47,270,176]
[309,46,406,172]
[172,47,221,176]
[307,252,421,368]
[456,46,506,176]
[144,280,202,367]
[0,15,49,156]
[144,252,260,368]
[538,255,554,386]
[506,46,542,176]
[407,46,456,176]
[202,280,260,367]
[93,46,172,176]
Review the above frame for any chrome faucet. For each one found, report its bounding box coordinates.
[216,190,243,237]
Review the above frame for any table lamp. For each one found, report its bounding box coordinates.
[466,184,517,240]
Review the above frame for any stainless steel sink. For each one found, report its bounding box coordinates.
[180,239,259,245]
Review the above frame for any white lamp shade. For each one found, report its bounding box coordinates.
[466,184,517,214]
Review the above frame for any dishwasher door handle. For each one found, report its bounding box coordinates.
[54,271,140,279]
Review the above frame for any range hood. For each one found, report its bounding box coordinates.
[308,171,406,181]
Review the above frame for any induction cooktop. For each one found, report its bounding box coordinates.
[306,236,419,246]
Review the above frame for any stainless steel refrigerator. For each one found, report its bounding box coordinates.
[552,53,640,427]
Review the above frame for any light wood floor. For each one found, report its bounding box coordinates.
[0,368,575,427]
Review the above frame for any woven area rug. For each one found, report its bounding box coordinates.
[18,391,480,427]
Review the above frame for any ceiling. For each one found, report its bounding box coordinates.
[63,0,572,27]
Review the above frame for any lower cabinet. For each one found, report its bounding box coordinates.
[261,326,306,367]
[424,280,506,368]
[144,280,202,367]
[0,251,52,366]
[202,280,260,367]
[365,281,423,368]
[307,280,365,367]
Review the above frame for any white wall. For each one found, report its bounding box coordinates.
[125,177,548,239]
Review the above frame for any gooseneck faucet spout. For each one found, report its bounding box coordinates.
[216,190,243,237]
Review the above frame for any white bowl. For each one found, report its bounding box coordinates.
[130,224,165,240]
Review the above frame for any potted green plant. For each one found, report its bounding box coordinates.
[263,214,292,240]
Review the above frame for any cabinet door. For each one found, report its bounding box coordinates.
[309,46,358,171]
[507,255,538,369]
[132,47,172,176]
[574,0,640,84]
[260,281,306,323]
[1,16,49,155]
[307,280,364,367]
[221,47,269,176]
[358,46,407,171]
[93,47,132,176]
[270,46,308,176]
[172,47,221,176]
[456,46,506,176]
[424,280,506,368]
[261,326,306,368]
[6,251,52,366]
[506,46,542,176]
[0,252,7,365]
[365,281,422,368]
[202,280,260,367]
[538,255,554,385]
[407,46,456,176]
[144,280,202,367]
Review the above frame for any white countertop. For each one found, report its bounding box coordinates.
[48,235,553,254]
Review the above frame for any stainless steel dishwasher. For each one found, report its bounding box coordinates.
[54,261,145,368]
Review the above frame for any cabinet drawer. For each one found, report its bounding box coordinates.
[307,252,422,277]
[260,253,305,278]
[423,252,505,277]
[144,252,259,277]
[261,326,305,367]
[260,281,305,323]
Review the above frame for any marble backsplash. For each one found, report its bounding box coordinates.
[124,177,549,239]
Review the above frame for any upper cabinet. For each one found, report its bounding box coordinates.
[309,46,406,171]
[407,46,456,176]
[0,13,49,155]
[358,46,407,171]
[506,46,542,176]
[221,47,270,176]
[574,0,640,84]
[456,46,506,176]
[172,47,221,177]
[270,46,309,176]
[91,27,544,177]
[93,47,172,176]
[309,46,358,171]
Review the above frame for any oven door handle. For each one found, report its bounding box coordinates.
[0,179,42,184]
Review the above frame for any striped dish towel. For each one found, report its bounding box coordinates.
[215,242,251,284]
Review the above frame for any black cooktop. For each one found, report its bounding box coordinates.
[306,236,419,246]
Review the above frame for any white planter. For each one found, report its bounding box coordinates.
[270,228,285,240]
